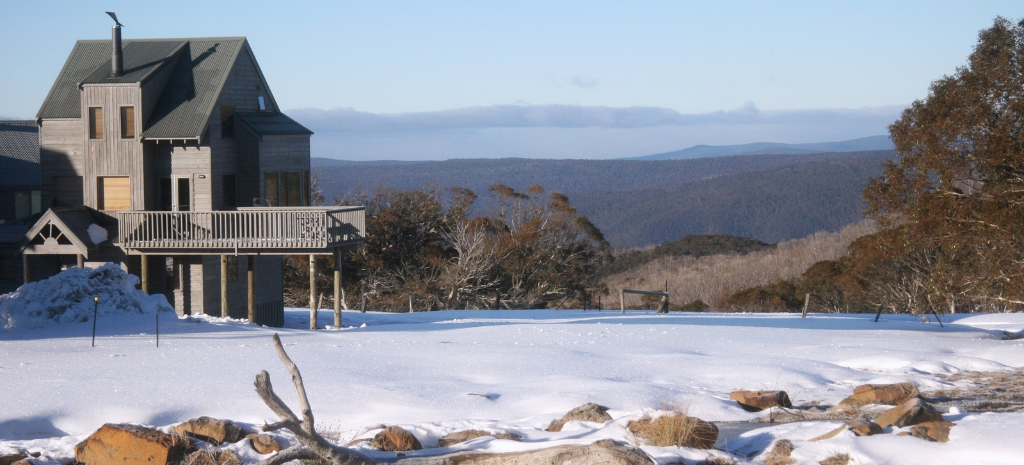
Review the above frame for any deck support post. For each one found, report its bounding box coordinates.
[77,254,84,268]
[141,254,149,294]
[221,255,229,318]
[22,254,28,284]
[309,255,317,330]
[247,257,255,323]
[333,249,342,328]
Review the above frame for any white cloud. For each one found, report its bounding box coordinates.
[568,76,600,89]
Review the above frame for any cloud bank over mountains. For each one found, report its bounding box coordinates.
[290,103,904,160]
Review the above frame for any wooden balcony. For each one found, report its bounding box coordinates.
[116,206,365,255]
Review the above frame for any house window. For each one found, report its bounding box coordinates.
[221,105,235,138]
[258,95,266,111]
[222,174,237,208]
[264,171,306,207]
[14,191,42,219]
[88,107,103,139]
[97,176,130,211]
[285,171,301,206]
[264,172,279,207]
[120,106,135,139]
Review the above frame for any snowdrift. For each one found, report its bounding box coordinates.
[0,263,171,329]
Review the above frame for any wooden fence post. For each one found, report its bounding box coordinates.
[221,255,229,318]
[247,257,255,323]
[801,293,810,318]
[141,254,149,294]
[309,255,317,330]
[620,289,625,314]
[333,249,342,328]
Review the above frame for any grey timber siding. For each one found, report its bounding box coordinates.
[209,45,264,210]
[80,84,146,210]
[39,119,85,208]
[255,255,284,326]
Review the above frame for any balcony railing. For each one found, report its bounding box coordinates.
[116,206,365,253]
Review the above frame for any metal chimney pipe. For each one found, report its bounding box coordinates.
[111,24,123,77]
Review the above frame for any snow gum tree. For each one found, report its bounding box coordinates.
[864,17,1024,312]
[285,185,609,311]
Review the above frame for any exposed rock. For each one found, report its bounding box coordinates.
[762,439,795,465]
[370,426,422,452]
[546,402,613,432]
[845,418,883,436]
[840,382,919,406]
[11,460,34,465]
[0,452,29,465]
[75,423,189,465]
[811,418,883,441]
[729,390,793,412]
[437,429,522,447]
[626,413,718,449]
[246,433,282,454]
[904,421,955,442]
[172,416,245,445]
[876,398,943,428]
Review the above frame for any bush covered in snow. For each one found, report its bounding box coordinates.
[0,263,172,329]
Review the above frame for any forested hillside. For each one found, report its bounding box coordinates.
[313,150,894,246]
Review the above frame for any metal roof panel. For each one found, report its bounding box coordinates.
[80,40,186,85]
[236,112,313,136]
[0,121,40,188]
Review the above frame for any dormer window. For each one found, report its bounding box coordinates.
[120,106,135,139]
[88,107,103,139]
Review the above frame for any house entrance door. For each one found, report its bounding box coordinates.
[160,176,192,212]
[174,176,191,212]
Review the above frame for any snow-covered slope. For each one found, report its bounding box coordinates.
[2,306,1022,463]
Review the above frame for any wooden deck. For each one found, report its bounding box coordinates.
[117,206,365,254]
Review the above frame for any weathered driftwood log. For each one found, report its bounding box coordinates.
[254,334,653,465]
[254,333,375,465]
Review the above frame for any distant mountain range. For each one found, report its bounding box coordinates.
[626,135,893,160]
[313,150,896,246]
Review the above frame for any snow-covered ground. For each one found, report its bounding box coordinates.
[2,288,1023,463]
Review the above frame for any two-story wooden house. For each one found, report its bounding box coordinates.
[22,18,364,326]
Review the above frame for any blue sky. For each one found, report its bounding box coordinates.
[2,1,1022,159]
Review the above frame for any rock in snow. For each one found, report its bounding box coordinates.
[75,423,187,465]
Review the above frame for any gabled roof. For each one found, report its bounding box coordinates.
[0,121,40,189]
[237,112,313,138]
[36,37,248,141]
[22,207,113,257]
